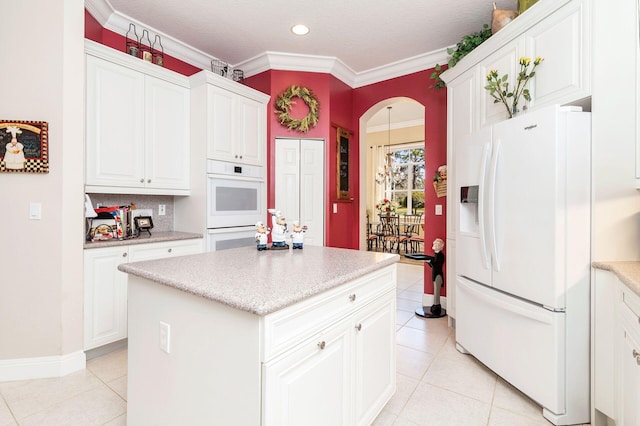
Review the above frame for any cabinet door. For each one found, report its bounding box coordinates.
[619,290,640,426]
[353,293,396,426]
[525,0,590,109]
[263,321,351,426]
[207,86,236,162]
[128,239,203,261]
[478,37,525,128]
[145,76,190,190]
[593,270,617,419]
[237,96,264,166]
[86,55,145,188]
[84,247,129,350]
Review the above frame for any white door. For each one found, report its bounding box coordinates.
[275,138,325,246]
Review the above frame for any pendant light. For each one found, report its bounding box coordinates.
[375,106,395,186]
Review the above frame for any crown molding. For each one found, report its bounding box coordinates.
[85,0,450,88]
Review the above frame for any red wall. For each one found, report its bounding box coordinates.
[353,71,448,295]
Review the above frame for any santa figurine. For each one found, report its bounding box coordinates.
[290,221,308,249]
[268,209,288,249]
[254,221,270,251]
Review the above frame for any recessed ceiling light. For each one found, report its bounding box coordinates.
[291,24,310,36]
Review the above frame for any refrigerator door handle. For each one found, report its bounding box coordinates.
[478,142,491,270]
[488,139,501,272]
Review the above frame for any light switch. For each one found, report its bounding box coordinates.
[435,205,443,216]
[333,203,338,214]
[29,202,42,220]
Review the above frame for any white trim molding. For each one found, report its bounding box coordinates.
[85,0,451,88]
[0,351,86,382]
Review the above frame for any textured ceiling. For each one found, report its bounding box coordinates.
[106,0,518,73]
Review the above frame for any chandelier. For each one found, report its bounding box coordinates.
[375,106,405,186]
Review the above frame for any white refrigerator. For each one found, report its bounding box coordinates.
[455,105,590,425]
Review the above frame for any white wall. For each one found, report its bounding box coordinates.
[591,0,640,261]
[0,0,84,360]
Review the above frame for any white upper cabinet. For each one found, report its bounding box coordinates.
[190,70,269,167]
[85,40,190,195]
[478,37,525,127]
[441,0,591,130]
[525,0,590,108]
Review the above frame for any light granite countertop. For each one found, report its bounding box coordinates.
[84,231,202,249]
[118,245,400,315]
[592,261,640,298]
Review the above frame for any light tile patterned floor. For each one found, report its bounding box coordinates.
[0,263,586,425]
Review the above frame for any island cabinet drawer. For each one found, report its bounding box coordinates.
[262,265,396,361]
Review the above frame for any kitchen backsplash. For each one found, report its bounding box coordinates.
[87,193,174,232]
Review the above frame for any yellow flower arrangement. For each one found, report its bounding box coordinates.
[484,56,543,118]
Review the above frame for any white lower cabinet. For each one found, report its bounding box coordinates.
[83,239,202,350]
[263,317,352,426]
[593,269,640,426]
[263,293,395,426]
[619,290,640,426]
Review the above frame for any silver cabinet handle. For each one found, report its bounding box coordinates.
[317,341,326,350]
[122,252,128,258]
[239,155,243,159]
[235,155,238,158]
[139,178,144,183]
[355,323,362,331]
[349,294,356,302]
[167,248,172,253]
[147,179,151,183]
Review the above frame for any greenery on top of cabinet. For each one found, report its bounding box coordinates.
[430,24,493,90]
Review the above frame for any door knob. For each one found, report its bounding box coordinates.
[349,294,356,302]
[355,323,362,331]
[317,341,326,350]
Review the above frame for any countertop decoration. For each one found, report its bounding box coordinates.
[484,56,544,118]
[274,85,319,132]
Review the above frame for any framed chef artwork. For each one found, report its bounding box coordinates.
[0,120,49,173]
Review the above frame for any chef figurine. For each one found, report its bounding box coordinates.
[290,221,308,249]
[255,221,270,251]
[425,238,446,317]
[268,209,289,249]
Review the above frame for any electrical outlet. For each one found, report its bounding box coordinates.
[159,321,171,353]
[158,204,166,216]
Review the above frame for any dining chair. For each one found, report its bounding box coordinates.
[366,214,381,251]
[401,213,424,253]
[379,214,408,254]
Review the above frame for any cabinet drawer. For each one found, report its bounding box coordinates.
[622,289,640,337]
[128,239,203,262]
[262,265,396,361]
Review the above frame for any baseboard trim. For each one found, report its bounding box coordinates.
[0,350,86,382]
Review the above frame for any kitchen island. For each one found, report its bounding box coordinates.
[119,246,399,425]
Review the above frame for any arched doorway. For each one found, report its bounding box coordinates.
[358,98,425,250]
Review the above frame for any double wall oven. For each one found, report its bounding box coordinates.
[206,159,265,251]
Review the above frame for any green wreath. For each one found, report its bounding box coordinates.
[275,85,320,132]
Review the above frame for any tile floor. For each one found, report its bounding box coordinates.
[0,263,586,425]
